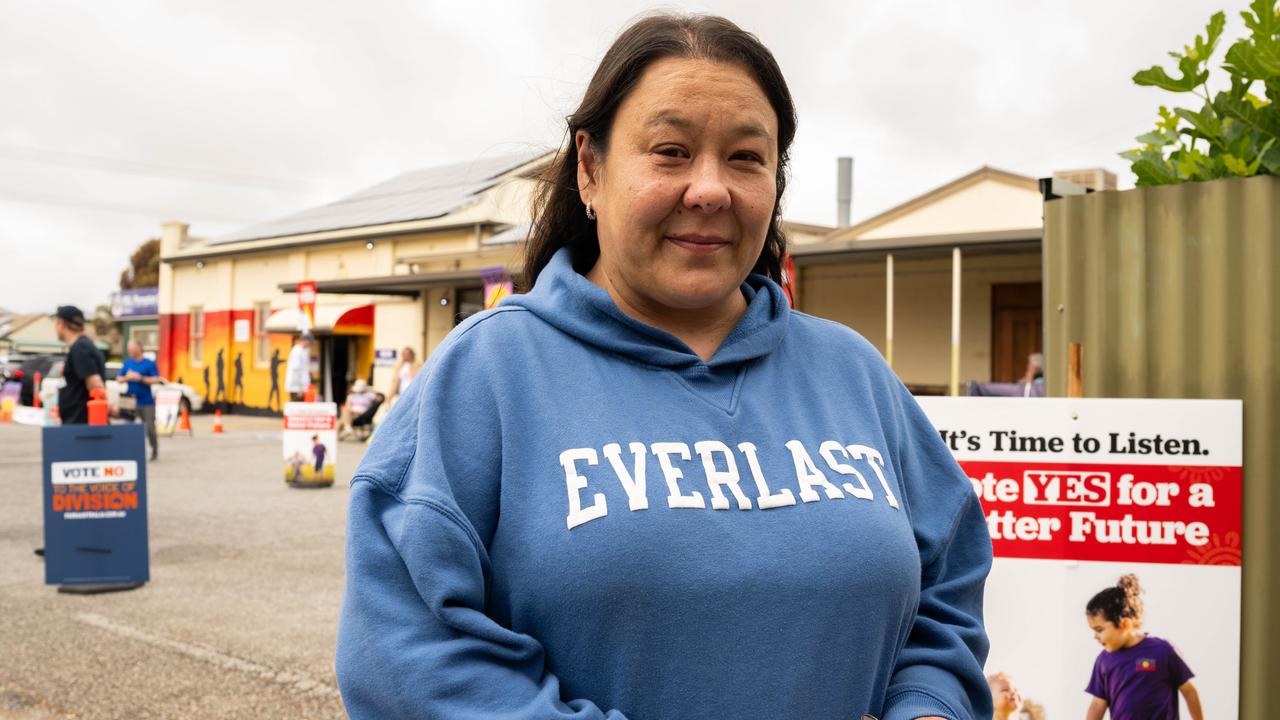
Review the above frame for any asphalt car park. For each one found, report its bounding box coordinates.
[0,415,359,719]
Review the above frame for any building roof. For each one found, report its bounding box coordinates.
[483,223,530,246]
[825,166,1039,243]
[791,227,1041,264]
[0,313,47,339]
[211,150,548,245]
[783,220,835,236]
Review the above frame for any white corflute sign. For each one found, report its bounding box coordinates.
[917,397,1241,720]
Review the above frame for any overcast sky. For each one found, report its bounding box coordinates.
[0,0,1229,314]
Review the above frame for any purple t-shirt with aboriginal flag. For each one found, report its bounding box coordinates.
[1086,635,1193,720]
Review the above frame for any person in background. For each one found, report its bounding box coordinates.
[1085,574,1202,720]
[121,339,162,461]
[387,346,420,403]
[285,333,312,402]
[988,672,1023,720]
[1020,352,1044,385]
[37,305,107,559]
[337,379,377,440]
[51,305,105,425]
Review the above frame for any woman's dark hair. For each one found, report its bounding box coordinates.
[520,13,798,290]
[1086,574,1144,625]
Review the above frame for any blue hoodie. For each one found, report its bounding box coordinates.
[337,248,992,720]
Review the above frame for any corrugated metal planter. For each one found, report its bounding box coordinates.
[1043,175,1279,719]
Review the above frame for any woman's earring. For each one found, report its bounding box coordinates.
[585,202,596,221]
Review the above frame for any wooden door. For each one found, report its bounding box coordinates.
[991,283,1043,382]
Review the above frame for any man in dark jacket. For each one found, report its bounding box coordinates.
[52,306,105,425]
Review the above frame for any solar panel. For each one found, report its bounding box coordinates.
[210,150,545,245]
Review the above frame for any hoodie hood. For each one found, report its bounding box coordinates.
[503,246,790,370]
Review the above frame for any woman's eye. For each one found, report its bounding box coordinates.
[654,146,687,158]
[731,151,764,164]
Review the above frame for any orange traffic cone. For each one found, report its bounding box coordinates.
[179,406,192,434]
[33,372,42,408]
[212,409,225,434]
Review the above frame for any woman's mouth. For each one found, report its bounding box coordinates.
[667,234,730,255]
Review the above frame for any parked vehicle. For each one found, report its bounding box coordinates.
[39,357,204,415]
[9,354,60,406]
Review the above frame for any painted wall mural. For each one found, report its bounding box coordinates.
[159,308,369,413]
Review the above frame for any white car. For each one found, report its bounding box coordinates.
[40,359,205,415]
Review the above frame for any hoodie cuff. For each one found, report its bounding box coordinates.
[881,687,962,720]
[881,660,978,720]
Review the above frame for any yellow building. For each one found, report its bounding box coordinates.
[793,166,1058,394]
[158,152,551,412]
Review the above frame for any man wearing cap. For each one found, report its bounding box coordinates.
[52,306,106,425]
[285,333,312,402]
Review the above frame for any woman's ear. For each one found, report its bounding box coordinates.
[575,130,598,207]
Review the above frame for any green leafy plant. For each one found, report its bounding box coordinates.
[1123,1,1280,185]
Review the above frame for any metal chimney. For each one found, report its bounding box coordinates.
[836,156,853,228]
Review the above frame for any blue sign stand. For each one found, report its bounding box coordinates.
[42,424,149,592]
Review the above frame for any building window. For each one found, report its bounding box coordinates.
[131,325,159,354]
[189,306,204,366]
[455,287,484,326]
[254,302,272,367]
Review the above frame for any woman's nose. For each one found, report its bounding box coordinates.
[683,157,731,213]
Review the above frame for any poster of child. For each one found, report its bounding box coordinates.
[311,434,327,476]
[983,557,1233,719]
[988,671,1045,720]
[282,402,336,487]
[1083,575,1203,720]
[989,672,1023,720]
[286,451,305,483]
[916,397,1241,719]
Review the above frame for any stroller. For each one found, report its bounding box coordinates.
[349,392,385,441]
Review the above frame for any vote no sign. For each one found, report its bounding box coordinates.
[41,424,150,587]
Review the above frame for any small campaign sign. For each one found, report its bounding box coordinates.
[283,401,336,487]
[296,281,317,331]
[154,387,183,436]
[42,424,149,586]
[374,348,397,368]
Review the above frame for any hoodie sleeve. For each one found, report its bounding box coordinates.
[880,387,993,720]
[335,317,627,720]
[337,480,627,719]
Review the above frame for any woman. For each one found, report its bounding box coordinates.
[337,13,991,720]
[387,346,420,402]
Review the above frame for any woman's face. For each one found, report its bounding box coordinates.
[577,57,779,319]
